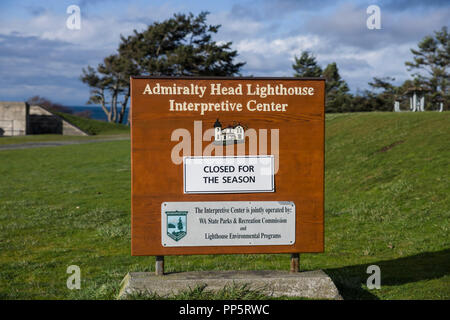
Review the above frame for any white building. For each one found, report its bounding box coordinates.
[214,119,244,144]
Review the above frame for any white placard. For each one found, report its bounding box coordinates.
[161,201,295,247]
[184,156,274,194]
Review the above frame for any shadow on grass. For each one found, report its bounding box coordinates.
[324,249,450,300]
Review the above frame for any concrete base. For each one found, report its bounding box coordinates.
[118,270,342,300]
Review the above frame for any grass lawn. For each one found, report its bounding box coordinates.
[0,134,129,146]
[0,112,448,300]
[55,112,130,136]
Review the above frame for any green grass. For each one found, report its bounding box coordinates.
[0,113,129,145]
[0,134,129,146]
[0,112,448,300]
[122,283,274,300]
[55,112,130,135]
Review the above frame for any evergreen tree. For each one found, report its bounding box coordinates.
[177,217,183,231]
[367,76,398,111]
[322,62,351,112]
[292,51,322,77]
[405,26,449,95]
[81,12,245,123]
[368,76,396,93]
[292,52,351,112]
[81,54,136,123]
[119,12,244,77]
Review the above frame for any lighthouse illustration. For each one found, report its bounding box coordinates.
[214,119,245,145]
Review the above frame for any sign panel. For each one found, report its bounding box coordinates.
[161,201,295,246]
[184,155,274,194]
[131,77,325,256]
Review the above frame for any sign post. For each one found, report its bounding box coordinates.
[130,77,325,274]
[290,253,300,273]
[155,256,164,276]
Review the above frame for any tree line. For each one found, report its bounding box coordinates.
[79,12,448,122]
[289,26,448,113]
[26,95,92,118]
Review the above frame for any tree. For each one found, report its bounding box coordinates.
[119,12,244,77]
[177,217,184,231]
[322,63,351,112]
[81,12,245,123]
[368,76,396,94]
[292,51,322,77]
[292,52,351,112]
[405,26,449,95]
[366,76,398,111]
[27,96,73,114]
[81,55,135,123]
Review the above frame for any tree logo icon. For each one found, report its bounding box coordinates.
[166,211,187,241]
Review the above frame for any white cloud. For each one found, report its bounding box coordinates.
[237,35,321,56]
[232,35,324,75]
[0,1,447,104]
[209,11,265,40]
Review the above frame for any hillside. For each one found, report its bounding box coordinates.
[321,112,449,299]
[56,112,130,135]
[0,112,448,299]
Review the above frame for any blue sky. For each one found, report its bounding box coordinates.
[0,0,448,106]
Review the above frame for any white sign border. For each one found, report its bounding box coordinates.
[183,155,275,194]
[161,201,296,247]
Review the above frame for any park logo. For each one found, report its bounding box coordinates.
[166,211,187,241]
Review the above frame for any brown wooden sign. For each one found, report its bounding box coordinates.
[131,77,325,256]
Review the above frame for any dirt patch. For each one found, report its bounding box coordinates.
[376,140,405,153]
